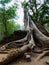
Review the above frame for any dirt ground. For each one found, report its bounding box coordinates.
[9,52,49,65]
[0,44,49,65]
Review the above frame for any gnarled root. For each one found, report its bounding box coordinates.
[35,50,49,61]
[30,19,49,48]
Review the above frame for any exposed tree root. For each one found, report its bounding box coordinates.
[0,18,36,65]
[0,35,35,65]
[33,48,49,53]
[0,33,29,51]
[0,9,49,65]
[35,50,49,61]
[0,41,29,51]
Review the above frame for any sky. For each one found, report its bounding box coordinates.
[11,0,24,26]
[16,0,24,26]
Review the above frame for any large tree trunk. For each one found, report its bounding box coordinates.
[0,6,49,65]
[30,18,49,48]
[35,23,49,37]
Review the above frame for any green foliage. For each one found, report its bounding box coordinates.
[44,23,49,31]
[23,0,49,31]
[0,20,20,40]
[22,1,27,8]
[0,0,12,4]
[6,20,20,35]
[38,1,49,24]
[0,23,5,40]
[0,0,19,41]
[5,6,16,20]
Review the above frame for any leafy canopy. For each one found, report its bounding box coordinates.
[22,0,49,31]
[0,0,19,40]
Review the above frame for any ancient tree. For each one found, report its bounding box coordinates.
[0,0,49,65]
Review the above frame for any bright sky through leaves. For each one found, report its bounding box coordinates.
[0,0,44,26]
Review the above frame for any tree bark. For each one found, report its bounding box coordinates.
[35,23,49,37]
[0,23,35,65]
[30,18,49,48]
[0,6,49,65]
[35,50,49,61]
[0,38,34,65]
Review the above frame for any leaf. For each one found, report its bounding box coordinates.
[0,0,12,4]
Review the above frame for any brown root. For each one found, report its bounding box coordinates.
[35,50,49,61]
